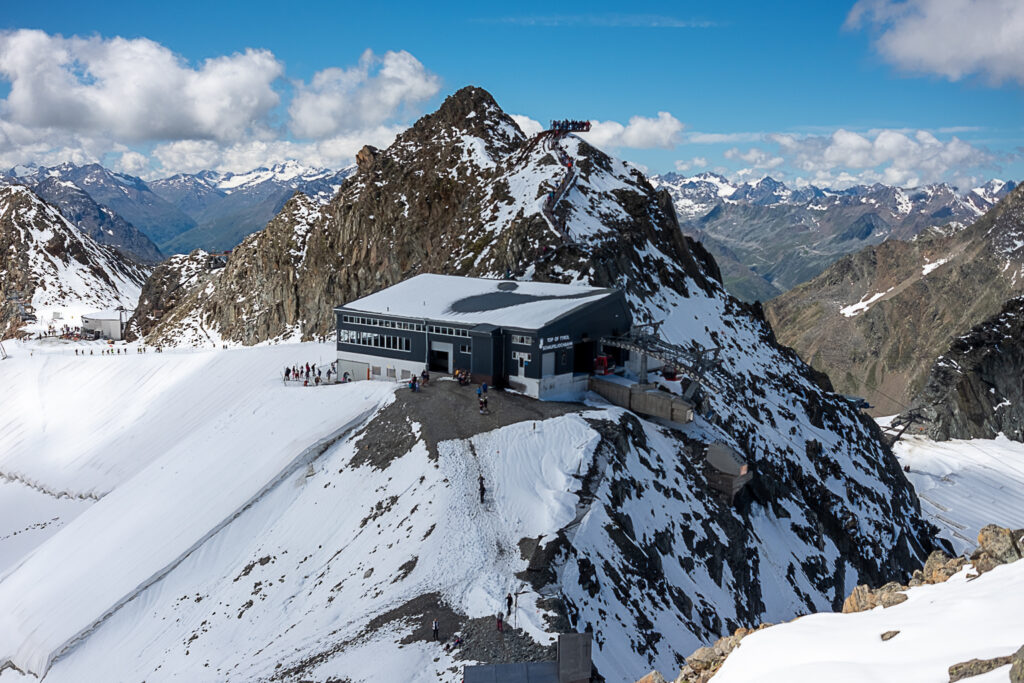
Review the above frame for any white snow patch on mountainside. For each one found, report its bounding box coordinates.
[712,560,1024,683]
[840,289,892,317]
[921,257,949,276]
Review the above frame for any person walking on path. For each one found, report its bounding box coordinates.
[479,474,486,504]
[432,618,439,641]
[496,612,503,632]
[506,593,513,617]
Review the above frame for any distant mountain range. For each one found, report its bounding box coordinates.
[651,172,1017,301]
[4,161,353,258]
[765,182,1024,415]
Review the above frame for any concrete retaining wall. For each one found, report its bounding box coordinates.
[589,376,694,424]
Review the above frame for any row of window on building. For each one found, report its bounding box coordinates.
[341,314,425,332]
[338,329,412,351]
[340,314,475,339]
[510,335,533,346]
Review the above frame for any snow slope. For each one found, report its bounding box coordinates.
[0,340,395,677]
[894,435,1024,554]
[712,560,1024,683]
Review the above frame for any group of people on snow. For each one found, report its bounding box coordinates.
[283,361,339,386]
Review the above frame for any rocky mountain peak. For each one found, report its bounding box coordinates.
[402,85,525,160]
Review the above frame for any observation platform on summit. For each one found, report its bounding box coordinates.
[333,274,632,399]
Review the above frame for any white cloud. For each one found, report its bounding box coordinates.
[847,0,1024,86]
[581,111,683,149]
[151,125,405,176]
[685,132,764,144]
[724,147,784,169]
[674,157,708,172]
[288,49,440,139]
[112,150,150,176]
[0,29,284,143]
[766,128,995,187]
[511,114,544,137]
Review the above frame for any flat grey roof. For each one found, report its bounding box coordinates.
[337,274,616,328]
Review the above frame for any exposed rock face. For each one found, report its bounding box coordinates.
[0,185,147,339]
[901,296,1024,441]
[767,184,1024,415]
[124,250,226,342]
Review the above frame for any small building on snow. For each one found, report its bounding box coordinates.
[81,310,124,340]
[334,274,632,399]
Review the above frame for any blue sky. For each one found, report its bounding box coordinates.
[1,0,1021,187]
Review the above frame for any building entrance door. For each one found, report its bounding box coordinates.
[429,341,453,373]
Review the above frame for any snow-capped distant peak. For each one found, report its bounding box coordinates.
[213,161,332,192]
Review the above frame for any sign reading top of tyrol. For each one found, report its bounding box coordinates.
[540,335,572,350]
[333,274,633,399]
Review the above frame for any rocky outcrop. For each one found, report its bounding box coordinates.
[670,625,773,683]
[124,250,226,341]
[767,183,1024,415]
[900,296,1024,442]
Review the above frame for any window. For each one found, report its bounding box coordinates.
[512,351,532,364]
[460,343,471,354]
[511,335,533,346]
[386,367,396,378]
[338,329,411,352]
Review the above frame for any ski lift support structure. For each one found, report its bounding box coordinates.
[599,322,725,397]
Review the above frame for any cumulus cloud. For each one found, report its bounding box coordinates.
[0,31,446,176]
[847,0,1024,85]
[724,147,784,169]
[581,111,683,149]
[674,157,708,172]
[288,49,440,139]
[511,114,544,137]
[151,125,405,176]
[766,128,995,187]
[0,29,284,143]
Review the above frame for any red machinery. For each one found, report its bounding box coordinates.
[594,354,615,375]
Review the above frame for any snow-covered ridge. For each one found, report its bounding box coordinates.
[0,185,146,336]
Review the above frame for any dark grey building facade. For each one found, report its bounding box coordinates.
[334,275,632,398]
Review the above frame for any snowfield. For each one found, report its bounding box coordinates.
[894,435,1024,554]
[0,340,395,677]
[713,560,1024,683]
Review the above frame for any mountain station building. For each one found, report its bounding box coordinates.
[334,274,632,399]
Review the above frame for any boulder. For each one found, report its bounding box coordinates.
[355,145,380,173]
[842,584,874,613]
[948,654,1013,682]
[1010,644,1024,683]
[977,525,1023,565]
[881,630,899,641]
[635,672,667,683]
